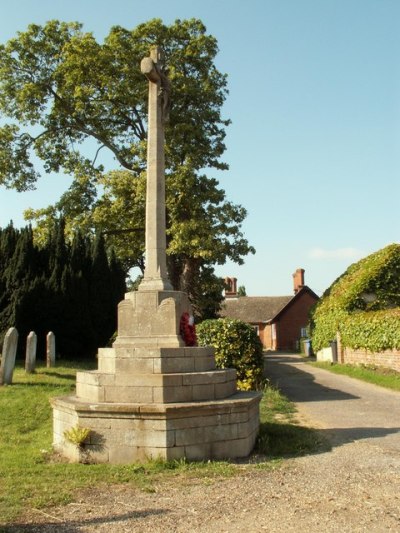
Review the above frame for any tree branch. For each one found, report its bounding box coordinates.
[47,86,134,170]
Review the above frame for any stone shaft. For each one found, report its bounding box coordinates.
[139,47,172,291]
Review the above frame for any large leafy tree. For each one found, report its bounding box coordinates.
[0,19,254,317]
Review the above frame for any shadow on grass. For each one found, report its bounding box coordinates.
[255,421,331,459]
[33,371,77,381]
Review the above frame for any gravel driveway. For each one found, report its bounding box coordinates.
[9,353,400,532]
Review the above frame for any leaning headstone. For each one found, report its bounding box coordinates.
[46,332,56,368]
[25,331,37,373]
[0,327,19,385]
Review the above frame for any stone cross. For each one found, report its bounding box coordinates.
[0,327,18,385]
[138,47,173,292]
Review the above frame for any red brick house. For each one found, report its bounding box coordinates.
[221,269,319,351]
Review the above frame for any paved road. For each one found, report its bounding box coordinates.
[265,352,400,450]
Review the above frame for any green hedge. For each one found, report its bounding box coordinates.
[340,309,400,352]
[196,318,264,390]
[311,244,400,353]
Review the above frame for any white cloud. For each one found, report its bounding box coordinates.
[309,247,366,260]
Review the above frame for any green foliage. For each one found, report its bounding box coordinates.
[63,425,91,447]
[0,19,255,319]
[197,318,265,390]
[237,285,247,297]
[0,220,126,358]
[0,19,229,188]
[339,308,400,352]
[310,244,400,352]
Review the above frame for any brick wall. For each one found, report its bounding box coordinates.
[258,323,273,350]
[341,347,400,372]
[276,291,318,351]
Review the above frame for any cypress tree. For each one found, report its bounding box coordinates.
[89,233,115,348]
[0,221,126,359]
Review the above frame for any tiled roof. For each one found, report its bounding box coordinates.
[220,295,294,323]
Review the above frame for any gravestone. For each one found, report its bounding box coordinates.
[25,331,37,373]
[46,332,55,368]
[52,48,261,463]
[0,327,18,385]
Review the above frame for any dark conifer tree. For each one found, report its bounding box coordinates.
[89,233,115,349]
[0,221,126,358]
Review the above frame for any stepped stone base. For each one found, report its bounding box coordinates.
[51,392,261,463]
[51,289,261,463]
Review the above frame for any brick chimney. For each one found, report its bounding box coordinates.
[224,277,238,298]
[293,268,305,294]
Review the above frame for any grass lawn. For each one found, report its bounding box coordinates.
[310,361,400,391]
[0,361,325,525]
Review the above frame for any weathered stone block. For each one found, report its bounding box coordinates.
[115,357,155,374]
[211,436,254,459]
[105,386,153,403]
[115,290,188,346]
[76,383,105,402]
[76,371,115,387]
[216,423,239,442]
[175,426,205,446]
[184,346,215,357]
[155,357,195,373]
[215,380,237,400]
[184,443,212,460]
[181,370,227,386]
[97,357,116,373]
[114,373,163,387]
[192,384,215,401]
[125,428,175,448]
[194,356,216,372]
[153,385,193,403]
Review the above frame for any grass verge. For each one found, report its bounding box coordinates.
[310,361,400,391]
[255,384,328,459]
[0,361,325,525]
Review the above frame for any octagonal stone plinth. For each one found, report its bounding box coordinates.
[51,391,261,463]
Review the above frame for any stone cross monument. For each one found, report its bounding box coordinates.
[139,47,172,292]
[51,48,261,464]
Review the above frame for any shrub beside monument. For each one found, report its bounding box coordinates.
[197,318,265,390]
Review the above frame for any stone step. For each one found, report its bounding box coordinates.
[97,346,216,374]
[76,368,237,404]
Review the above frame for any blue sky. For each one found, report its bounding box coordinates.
[0,0,399,296]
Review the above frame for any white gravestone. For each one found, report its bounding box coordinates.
[46,331,56,368]
[25,331,37,373]
[0,327,19,385]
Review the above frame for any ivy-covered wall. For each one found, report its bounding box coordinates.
[310,244,400,353]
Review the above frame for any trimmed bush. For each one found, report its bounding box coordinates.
[197,318,265,390]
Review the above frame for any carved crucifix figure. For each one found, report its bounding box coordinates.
[139,47,173,291]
